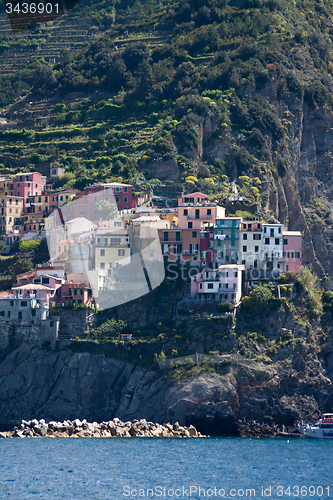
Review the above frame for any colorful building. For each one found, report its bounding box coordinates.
[283,230,302,272]
[239,220,263,270]
[83,182,133,211]
[214,217,242,266]
[262,223,285,275]
[190,264,245,303]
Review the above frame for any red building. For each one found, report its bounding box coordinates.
[83,182,133,211]
[50,282,92,307]
[200,226,214,267]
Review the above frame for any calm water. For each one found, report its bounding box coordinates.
[0,438,332,499]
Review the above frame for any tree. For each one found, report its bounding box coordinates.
[249,285,272,308]
[33,65,57,89]
[0,240,5,254]
[19,240,40,253]
[91,319,127,339]
[95,200,119,220]
[11,258,33,277]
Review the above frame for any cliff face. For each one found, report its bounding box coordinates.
[1,325,332,435]
[199,83,333,275]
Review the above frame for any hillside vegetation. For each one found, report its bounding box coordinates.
[0,0,333,272]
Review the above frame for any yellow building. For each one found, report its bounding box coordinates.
[94,228,131,290]
[0,195,24,242]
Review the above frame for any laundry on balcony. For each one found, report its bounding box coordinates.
[214,234,226,240]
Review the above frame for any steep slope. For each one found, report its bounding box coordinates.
[0,0,333,271]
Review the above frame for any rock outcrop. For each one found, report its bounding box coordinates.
[0,330,332,436]
[0,418,203,438]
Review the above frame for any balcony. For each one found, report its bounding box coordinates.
[187,214,212,220]
[160,238,181,243]
[183,249,199,255]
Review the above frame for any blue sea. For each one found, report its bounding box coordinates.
[0,438,332,499]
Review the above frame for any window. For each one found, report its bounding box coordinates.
[195,209,200,219]
[291,252,295,258]
[207,209,211,215]
[192,231,197,238]
[176,232,180,242]
[124,197,128,203]
[270,228,274,237]
[264,227,266,233]
[34,278,41,283]
[118,249,125,257]
[253,234,261,240]
[116,197,120,203]
[287,252,290,258]
[21,301,27,307]
[116,187,120,192]
[45,197,48,202]
[183,209,188,216]
[207,283,214,289]
[163,232,168,242]
[174,244,182,254]
[31,309,36,317]
[18,311,22,319]
[255,246,259,252]
[190,244,199,254]
[100,263,105,269]
[296,252,300,258]
[8,311,12,317]
[50,321,54,327]
[243,234,247,240]
[278,227,281,233]
[42,277,49,284]
[28,183,30,187]
[234,271,238,277]
[100,249,105,256]
[16,200,18,205]
[243,246,247,252]
[0,311,4,317]
[124,187,128,193]
[283,238,288,245]
[275,238,280,245]
[265,238,270,244]
[199,283,203,289]
[188,222,192,229]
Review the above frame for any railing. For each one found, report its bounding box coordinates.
[187,214,212,220]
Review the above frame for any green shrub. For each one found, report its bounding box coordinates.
[217,301,234,312]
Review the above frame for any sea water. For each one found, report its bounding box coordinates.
[0,437,332,499]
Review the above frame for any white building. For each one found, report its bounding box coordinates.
[262,223,285,275]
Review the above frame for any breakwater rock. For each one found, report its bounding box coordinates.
[0,418,205,438]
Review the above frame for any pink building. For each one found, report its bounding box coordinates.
[178,204,225,229]
[190,264,245,303]
[11,172,46,199]
[283,230,302,273]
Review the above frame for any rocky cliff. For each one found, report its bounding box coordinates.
[1,313,332,435]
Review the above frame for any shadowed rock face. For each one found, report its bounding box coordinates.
[1,337,333,435]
